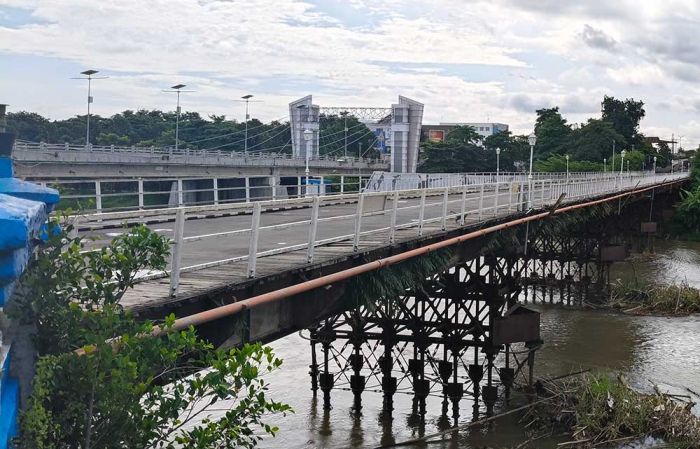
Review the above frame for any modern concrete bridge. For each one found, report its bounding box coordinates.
[74,169,689,417]
[13,141,388,211]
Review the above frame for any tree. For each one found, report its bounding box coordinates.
[419,126,492,172]
[534,154,604,172]
[534,107,571,159]
[565,119,626,163]
[601,96,645,148]
[483,131,530,170]
[11,221,290,448]
[318,113,379,159]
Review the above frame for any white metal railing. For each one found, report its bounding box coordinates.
[13,140,385,165]
[42,175,373,214]
[73,170,689,297]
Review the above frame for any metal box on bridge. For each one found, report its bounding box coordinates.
[600,245,627,262]
[640,222,658,234]
[493,305,540,345]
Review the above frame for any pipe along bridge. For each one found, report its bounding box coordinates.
[77,170,688,420]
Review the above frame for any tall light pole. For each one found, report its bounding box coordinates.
[626,159,630,174]
[72,69,108,147]
[612,140,616,173]
[242,94,253,155]
[495,147,501,181]
[604,158,607,173]
[527,133,537,209]
[163,84,193,153]
[344,113,348,158]
[303,128,313,196]
[565,154,570,183]
[620,149,626,177]
[653,156,657,180]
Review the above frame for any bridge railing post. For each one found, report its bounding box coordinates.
[418,189,427,235]
[247,202,262,278]
[389,191,399,243]
[353,193,365,251]
[460,185,467,226]
[95,181,102,213]
[478,184,485,220]
[508,182,514,211]
[492,182,499,216]
[441,187,449,230]
[138,179,144,210]
[306,195,321,263]
[169,207,185,297]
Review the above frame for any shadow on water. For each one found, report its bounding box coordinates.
[258,240,700,448]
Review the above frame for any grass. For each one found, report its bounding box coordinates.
[524,374,700,448]
[609,281,700,316]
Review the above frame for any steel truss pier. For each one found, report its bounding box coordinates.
[307,256,541,424]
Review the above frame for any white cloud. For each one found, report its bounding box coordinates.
[0,0,699,143]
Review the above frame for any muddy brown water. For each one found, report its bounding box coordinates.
[254,240,700,448]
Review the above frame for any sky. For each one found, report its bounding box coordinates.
[1,0,700,148]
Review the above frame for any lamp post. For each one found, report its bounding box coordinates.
[72,69,108,147]
[565,154,570,184]
[653,156,657,180]
[241,94,253,155]
[619,150,626,187]
[604,158,607,173]
[495,147,501,181]
[626,159,630,174]
[163,84,193,153]
[303,128,313,196]
[527,133,537,209]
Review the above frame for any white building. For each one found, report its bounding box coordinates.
[437,122,509,139]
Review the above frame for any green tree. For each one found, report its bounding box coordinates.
[483,131,530,171]
[565,119,626,163]
[419,126,491,172]
[601,96,646,148]
[12,221,290,448]
[534,154,604,172]
[534,107,571,159]
[318,113,379,159]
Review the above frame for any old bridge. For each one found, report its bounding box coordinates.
[76,169,689,419]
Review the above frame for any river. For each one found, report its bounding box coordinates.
[258,240,700,448]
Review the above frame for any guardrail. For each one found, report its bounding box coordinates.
[13,140,384,165]
[74,170,689,298]
[42,175,373,213]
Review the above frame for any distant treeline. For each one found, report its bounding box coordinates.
[6,110,380,158]
[419,96,680,173]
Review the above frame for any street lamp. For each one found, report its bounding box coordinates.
[241,94,254,155]
[72,69,108,147]
[626,159,630,174]
[604,158,607,173]
[163,84,193,153]
[527,133,537,209]
[620,149,626,178]
[653,156,657,179]
[303,128,313,196]
[495,147,501,181]
[565,154,570,183]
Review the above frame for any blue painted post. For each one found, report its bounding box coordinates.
[0,104,59,447]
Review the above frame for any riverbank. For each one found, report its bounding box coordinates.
[607,281,700,316]
[524,373,700,448]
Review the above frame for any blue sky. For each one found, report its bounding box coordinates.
[2,0,700,148]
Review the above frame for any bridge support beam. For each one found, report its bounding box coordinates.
[308,256,541,424]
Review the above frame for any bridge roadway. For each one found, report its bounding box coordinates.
[76,171,688,345]
[13,141,388,180]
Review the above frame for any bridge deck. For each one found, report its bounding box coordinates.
[77,172,688,317]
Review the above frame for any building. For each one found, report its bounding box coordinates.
[290,95,424,173]
[421,122,509,143]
